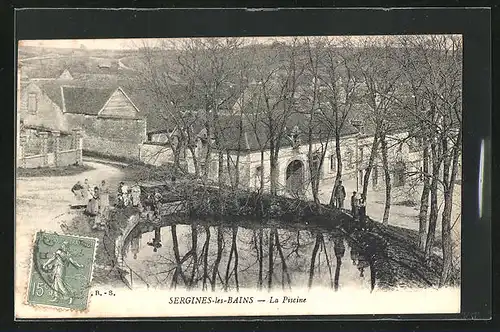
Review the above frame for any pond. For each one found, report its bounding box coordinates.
[121,219,377,292]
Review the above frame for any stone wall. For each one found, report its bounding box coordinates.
[66,113,147,160]
[18,129,82,168]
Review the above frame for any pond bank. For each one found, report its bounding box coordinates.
[62,187,454,290]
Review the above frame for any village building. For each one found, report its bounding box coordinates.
[143,98,424,198]
[18,70,150,160]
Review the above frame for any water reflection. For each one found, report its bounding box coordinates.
[123,221,376,292]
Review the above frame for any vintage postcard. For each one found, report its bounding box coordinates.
[15,35,462,318]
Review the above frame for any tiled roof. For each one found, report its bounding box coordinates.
[62,86,116,115]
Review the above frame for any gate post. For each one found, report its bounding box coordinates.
[72,128,83,165]
[19,135,26,168]
[39,132,49,167]
[52,131,60,166]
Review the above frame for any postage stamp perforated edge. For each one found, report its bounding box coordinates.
[23,230,99,314]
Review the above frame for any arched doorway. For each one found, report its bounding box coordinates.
[286,160,305,194]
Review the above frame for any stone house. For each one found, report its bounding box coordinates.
[144,111,420,197]
[18,76,148,160]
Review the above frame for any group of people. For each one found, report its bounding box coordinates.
[332,180,369,230]
[117,182,142,208]
[71,177,166,230]
[71,179,110,230]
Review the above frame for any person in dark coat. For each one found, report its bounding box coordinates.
[335,180,347,209]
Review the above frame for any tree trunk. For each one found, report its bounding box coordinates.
[211,226,223,291]
[233,227,240,292]
[440,131,461,286]
[270,153,279,196]
[189,225,198,288]
[258,228,264,289]
[260,151,265,193]
[268,229,274,290]
[362,133,379,200]
[424,142,441,262]
[329,131,343,206]
[187,145,200,178]
[418,141,431,250]
[308,233,321,289]
[202,226,210,290]
[380,134,391,225]
[275,229,292,290]
[218,151,224,188]
[171,225,188,286]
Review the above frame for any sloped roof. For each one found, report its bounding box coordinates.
[38,81,65,109]
[62,86,116,115]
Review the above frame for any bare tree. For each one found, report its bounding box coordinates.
[301,37,335,204]
[254,38,304,195]
[356,37,403,225]
[315,38,361,206]
[396,36,462,281]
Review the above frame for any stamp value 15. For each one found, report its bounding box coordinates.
[27,231,98,311]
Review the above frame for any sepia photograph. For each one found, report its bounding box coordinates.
[15,34,462,318]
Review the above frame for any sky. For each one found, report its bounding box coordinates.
[19,35,462,50]
[19,37,297,50]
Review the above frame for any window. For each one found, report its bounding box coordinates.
[359,147,364,164]
[28,93,37,114]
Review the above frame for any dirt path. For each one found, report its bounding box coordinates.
[15,161,125,303]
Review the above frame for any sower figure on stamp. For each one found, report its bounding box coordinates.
[42,241,83,305]
[335,180,346,210]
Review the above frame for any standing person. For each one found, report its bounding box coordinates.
[359,194,367,230]
[122,183,130,207]
[131,184,141,207]
[153,190,162,218]
[116,182,124,207]
[86,187,100,217]
[351,191,359,219]
[99,180,110,217]
[335,180,347,210]
[71,181,84,201]
[83,179,92,202]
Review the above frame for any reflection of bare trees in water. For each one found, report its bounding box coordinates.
[129,224,375,292]
[308,232,322,289]
[274,229,292,290]
[211,226,223,291]
[202,226,210,290]
[267,229,274,291]
[224,227,239,291]
[171,225,189,288]
[333,235,345,291]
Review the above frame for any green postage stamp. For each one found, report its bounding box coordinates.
[27,231,98,311]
